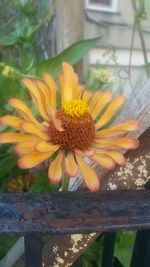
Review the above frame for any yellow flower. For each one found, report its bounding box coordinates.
[0,62,140,192]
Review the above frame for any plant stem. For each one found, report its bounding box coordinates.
[62,172,70,191]
[132,0,150,77]
[20,73,42,80]
[137,20,150,77]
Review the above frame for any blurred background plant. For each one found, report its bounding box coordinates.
[85,65,115,91]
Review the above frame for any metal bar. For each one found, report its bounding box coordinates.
[113,257,124,267]
[130,230,150,267]
[1,190,150,235]
[102,232,116,267]
[24,235,42,267]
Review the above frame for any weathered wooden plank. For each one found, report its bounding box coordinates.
[55,0,84,54]
[43,233,97,267]
[1,189,150,235]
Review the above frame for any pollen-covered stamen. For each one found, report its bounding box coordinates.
[62,99,90,117]
[48,110,95,151]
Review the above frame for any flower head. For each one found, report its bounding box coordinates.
[0,62,140,192]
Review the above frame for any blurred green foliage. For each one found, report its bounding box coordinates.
[114,231,136,267]
[81,232,136,267]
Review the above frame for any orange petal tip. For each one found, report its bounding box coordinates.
[7,98,13,105]
[65,166,78,177]
[110,162,116,170]
[88,181,100,192]
[21,77,29,83]
[17,159,25,169]
[48,176,61,185]
[119,158,126,166]
[121,95,127,101]
[133,139,140,149]
[64,157,78,177]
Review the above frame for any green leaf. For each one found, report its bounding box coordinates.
[0,237,18,260]
[0,33,16,46]
[0,75,30,107]
[0,155,18,179]
[37,37,102,78]
[114,231,136,267]
[28,171,60,192]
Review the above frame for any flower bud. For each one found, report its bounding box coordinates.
[2,65,21,80]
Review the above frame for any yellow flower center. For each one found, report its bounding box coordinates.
[62,99,90,118]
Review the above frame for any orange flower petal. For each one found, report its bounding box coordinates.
[34,80,51,108]
[91,91,112,120]
[8,98,43,129]
[95,120,140,138]
[59,67,79,101]
[64,153,78,177]
[47,108,64,132]
[73,84,83,100]
[42,73,57,111]
[75,155,100,192]
[0,115,23,129]
[97,150,125,165]
[0,133,39,143]
[22,78,49,121]
[89,91,104,111]
[95,96,126,129]
[92,153,115,169]
[15,141,37,155]
[62,62,75,101]
[18,151,52,169]
[53,117,64,132]
[36,141,60,153]
[93,138,140,150]
[82,90,92,103]
[48,151,64,184]
[21,121,49,140]
[59,72,65,102]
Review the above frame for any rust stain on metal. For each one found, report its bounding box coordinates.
[20,205,48,221]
